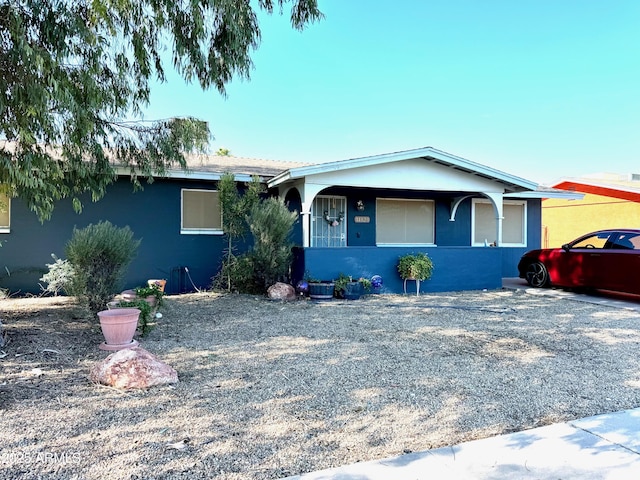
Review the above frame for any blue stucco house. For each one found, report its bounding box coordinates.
[0,147,577,295]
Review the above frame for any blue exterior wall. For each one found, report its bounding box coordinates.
[3,177,542,296]
[298,246,503,293]
[1,177,242,295]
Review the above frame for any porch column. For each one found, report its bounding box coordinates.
[298,183,327,248]
[483,192,504,246]
[300,209,311,247]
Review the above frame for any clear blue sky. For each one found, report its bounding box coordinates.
[144,1,640,185]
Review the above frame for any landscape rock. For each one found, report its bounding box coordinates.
[90,347,178,389]
[267,282,296,301]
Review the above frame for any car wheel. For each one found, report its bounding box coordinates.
[525,262,549,288]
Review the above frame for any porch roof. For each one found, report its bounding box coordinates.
[268,146,539,193]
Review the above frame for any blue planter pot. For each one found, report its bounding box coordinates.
[342,281,364,300]
[309,282,335,300]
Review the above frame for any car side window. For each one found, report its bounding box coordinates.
[573,233,610,249]
[611,233,640,250]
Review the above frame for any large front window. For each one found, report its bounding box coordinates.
[311,195,346,247]
[181,189,222,234]
[472,199,526,246]
[376,198,435,245]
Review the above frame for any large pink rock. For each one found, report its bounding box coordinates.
[90,347,178,389]
[267,282,296,301]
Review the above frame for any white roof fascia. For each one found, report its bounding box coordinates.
[505,191,584,200]
[114,166,259,183]
[268,147,538,191]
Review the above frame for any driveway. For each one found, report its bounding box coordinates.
[502,277,640,312]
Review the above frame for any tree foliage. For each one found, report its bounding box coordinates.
[0,0,322,220]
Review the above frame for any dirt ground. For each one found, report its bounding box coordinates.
[2,290,640,479]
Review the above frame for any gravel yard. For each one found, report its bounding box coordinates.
[2,289,640,479]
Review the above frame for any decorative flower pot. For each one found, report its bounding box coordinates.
[97,308,140,351]
[147,279,166,292]
[342,281,364,300]
[121,289,157,307]
[308,282,335,300]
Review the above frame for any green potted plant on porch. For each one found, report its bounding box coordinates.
[397,252,434,295]
[334,273,371,300]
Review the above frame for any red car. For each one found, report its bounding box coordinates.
[518,229,640,295]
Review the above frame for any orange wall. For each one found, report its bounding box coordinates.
[542,193,640,248]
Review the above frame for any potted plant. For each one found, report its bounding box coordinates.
[121,283,164,308]
[307,277,335,300]
[334,273,371,300]
[147,279,167,292]
[397,252,434,295]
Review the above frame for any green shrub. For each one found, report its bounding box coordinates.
[65,221,140,315]
[215,252,261,293]
[246,197,297,292]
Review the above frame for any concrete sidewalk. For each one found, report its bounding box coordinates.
[285,408,640,479]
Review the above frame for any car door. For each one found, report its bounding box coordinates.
[553,232,612,288]
[599,231,640,294]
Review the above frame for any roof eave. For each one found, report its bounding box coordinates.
[114,166,261,183]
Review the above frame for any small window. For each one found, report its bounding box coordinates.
[0,193,10,233]
[181,189,222,234]
[376,198,435,245]
[472,199,526,247]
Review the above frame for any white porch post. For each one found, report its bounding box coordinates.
[297,183,326,248]
[483,192,504,246]
[301,206,311,248]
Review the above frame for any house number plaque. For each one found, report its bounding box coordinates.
[354,216,370,223]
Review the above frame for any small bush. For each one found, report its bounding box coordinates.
[65,221,140,315]
[39,254,75,296]
[227,253,263,293]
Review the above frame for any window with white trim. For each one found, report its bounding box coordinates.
[311,195,346,247]
[376,198,435,245]
[472,199,526,246]
[0,193,9,233]
[181,189,222,234]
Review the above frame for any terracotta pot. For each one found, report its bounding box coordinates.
[147,279,167,292]
[97,308,140,351]
[121,289,156,307]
